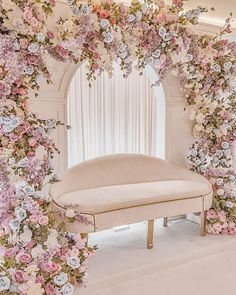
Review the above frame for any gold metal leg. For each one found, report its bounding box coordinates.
[200,211,207,237]
[163,217,168,227]
[147,220,154,249]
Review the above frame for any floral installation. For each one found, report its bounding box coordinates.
[0,0,235,293]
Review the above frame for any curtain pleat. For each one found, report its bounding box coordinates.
[68,62,158,166]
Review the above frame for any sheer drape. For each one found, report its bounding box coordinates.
[68,63,158,167]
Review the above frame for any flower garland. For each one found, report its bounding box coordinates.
[0,0,235,293]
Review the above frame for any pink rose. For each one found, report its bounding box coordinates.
[30,17,38,28]
[19,38,29,49]
[0,82,5,91]
[23,9,33,21]
[39,216,49,226]
[45,283,57,295]
[27,55,38,65]
[41,262,59,273]
[18,87,27,96]
[5,247,17,257]
[18,252,32,264]
[8,133,19,141]
[12,270,28,283]
[28,137,38,147]
[172,0,184,8]
[47,31,55,40]
[36,11,46,22]
[29,215,38,224]
[99,9,109,19]
[36,276,45,284]
[49,0,56,7]
[25,240,36,249]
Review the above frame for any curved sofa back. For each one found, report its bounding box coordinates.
[50,154,211,199]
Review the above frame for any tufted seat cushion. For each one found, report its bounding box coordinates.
[55,180,211,214]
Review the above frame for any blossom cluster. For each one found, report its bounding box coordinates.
[0,0,235,293]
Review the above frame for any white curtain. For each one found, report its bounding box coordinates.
[68,62,158,167]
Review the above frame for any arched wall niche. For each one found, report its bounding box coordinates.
[28,1,230,176]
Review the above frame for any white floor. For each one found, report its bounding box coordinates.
[78,219,236,295]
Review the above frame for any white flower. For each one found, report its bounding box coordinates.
[54,272,68,286]
[152,49,161,59]
[0,276,10,292]
[163,32,172,42]
[23,185,34,196]
[25,65,34,75]
[33,190,46,199]
[28,43,39,53]
[19,226,32,243]
[18,157,28,167]
[136,11,142,21]
[217,189,224,196]
[60,283,74,295]
[222,142,230,149]
[13,41,20,50]
[226,201,234,208]
[9,219,20,232]
[31,244,45,258]
[44,229,60,249]
[102,31,114,44]
[127,14,136,22]
[100,19,110,29]
[223,61,232,72]
[36,33,45,42]
[158,26,166,38]
[65,209,76,218]
[67,256,80,269]
[216,150,223,158]
[216,178,224,186]
[190,149,198,157]
[15,207,27,221]
[71,5,80,15]
[119,49,128,59]
[212,63,221,73]
[141,3,147,14]
[67,0,73,5]
[81,3,90,15]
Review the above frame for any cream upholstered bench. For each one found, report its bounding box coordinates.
[50,154,213,249]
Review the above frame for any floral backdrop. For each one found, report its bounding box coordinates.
[0,0,235,293]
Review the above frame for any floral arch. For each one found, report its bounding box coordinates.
[0,0,235,294]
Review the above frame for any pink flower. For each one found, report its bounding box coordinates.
[156,0,165,8]
[47,31,55,39]
[30,17,39,28]
[12,270,28,283]
[49,0,56,7]
[25,240,36,249]
[45,283,58,295]
[39,215,49,226]
[36,276,45,284]
[18,252,32,264]
[41,262,59,273]
[5,247,17,257]
[29,215,38,224]
[23,9,33,21]
[36,11,46,22]
[0,82,5,91]
[18,87,27,96]
[19,39,29,49]
[8,133,19,141]
[172,0,184,8]
[27,55,38,65]
[99,9,109,19]
[28,138,38,147]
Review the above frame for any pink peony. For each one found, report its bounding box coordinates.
[5,247,17,257]
[41,262,59,273]
[39,215,49,226]
[28,137,38,147]
[12,270,28,283]
[36,276,45,284]
[19,38,29,49]
[29,215,38,224]
[47,31,55,39]
[18,87,27,96]
[45,283,58,295]
[23,9,33,21]
[18,252,32,264]
[36,11,46,22]
[27,55,38,65]
[99,9,109,19]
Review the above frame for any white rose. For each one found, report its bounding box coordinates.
[158,26,166,38]
[60,283,74,295]
[28,43,39,53]
[0,276,10,292]
[36,33,45,42]
[54,272,68,286]
[100,19,110,29]
[15,207,27,221]
[127,14,136,23]
[9,219,20,232]
[31,244,45,258]
[217,189,224,196]
[65,209,76,218]
[67,256,80,269]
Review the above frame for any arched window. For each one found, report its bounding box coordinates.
[67,62,165,167]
